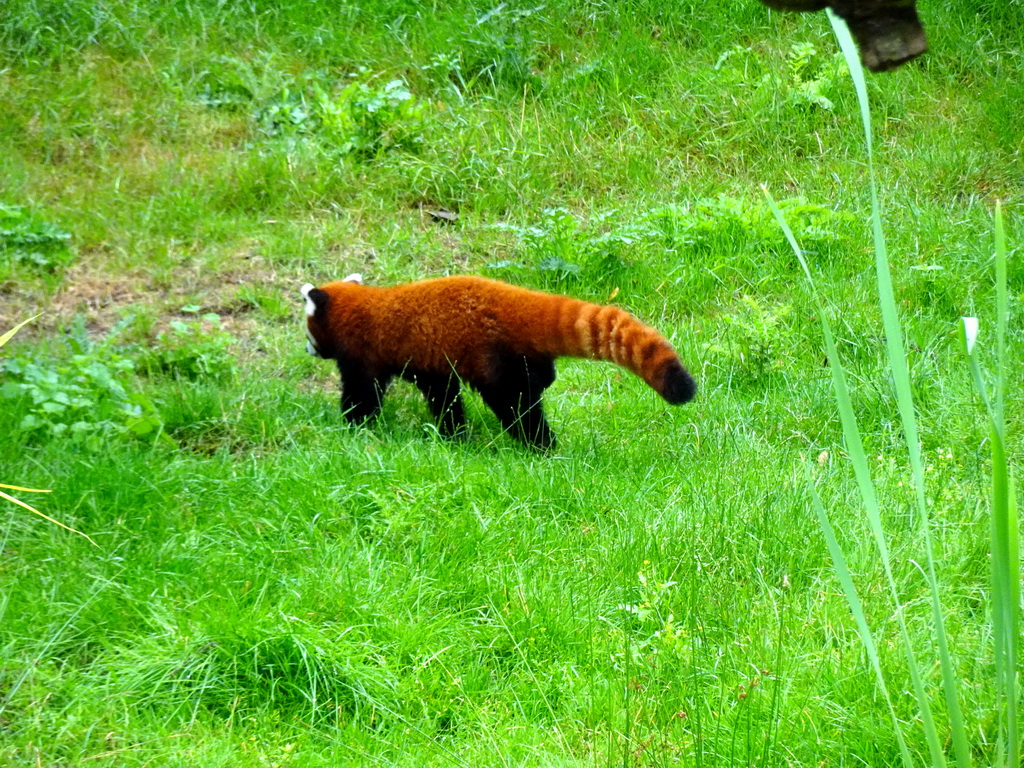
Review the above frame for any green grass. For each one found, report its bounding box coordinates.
[1,1,1021,765]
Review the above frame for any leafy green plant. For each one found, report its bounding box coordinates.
[198,56,427,159]
[521,207,583,281]
[0,203,73,272]
[139,311,236,381]
[784,42,846,111]
[714,40,846,115]
[317,70,427,158]
[2,319,163,448]
[488,208,581,284]
[709,295,794,382]
[244,67,427,158]
[489,207,644,289]
[0,315,97,545]
[490,199,849,296]
[196,55,260,111]
[255,86,315,137]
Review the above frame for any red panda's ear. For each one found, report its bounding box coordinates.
[300,283,329,317]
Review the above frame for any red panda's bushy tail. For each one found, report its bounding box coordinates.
[542,298,696,405]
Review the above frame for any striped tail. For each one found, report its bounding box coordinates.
[551,299,696,405]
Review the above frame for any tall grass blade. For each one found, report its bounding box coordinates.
[828,12,970,765]
[991,203,1018,766]
[0,314,41,348]
[963,320,1018,766]
[766,186,926,767]
[962,202,1019,767]
[0,486,98,546]
[804,464,915,767]
[994,201,1007,424]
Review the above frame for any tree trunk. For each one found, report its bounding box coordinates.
[758,0,927,72]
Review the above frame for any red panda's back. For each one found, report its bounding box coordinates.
[384,276,599,359]
[331,277,512,377]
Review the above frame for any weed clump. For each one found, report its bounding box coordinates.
[138,311,236,382]
[0,203,73,275]
[709,295,795,383]
[1,319,161,448]
[200,61,428,160]
[316,70,427,158]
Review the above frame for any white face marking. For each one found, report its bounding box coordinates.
[305,327,320,356]
[300,283,316,317]
[343,273,363,284]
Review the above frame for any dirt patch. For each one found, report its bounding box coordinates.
[0,269,148,338]
[50,269,157,324]
[2,252,302,343]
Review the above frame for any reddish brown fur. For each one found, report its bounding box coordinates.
[309,276,689,397]
[304,275,695,448]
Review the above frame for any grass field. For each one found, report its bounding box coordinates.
[1,1,1021,765]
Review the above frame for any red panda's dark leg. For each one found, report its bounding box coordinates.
[476,356,556,450]
[338,363,389,424]
[414,373,466,437]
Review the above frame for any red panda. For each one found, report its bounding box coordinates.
[301,274,695,449]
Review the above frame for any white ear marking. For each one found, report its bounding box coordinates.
[343,273,363,284]
[301,283,317,317]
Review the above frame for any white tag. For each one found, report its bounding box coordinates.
[961,316,979,354]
